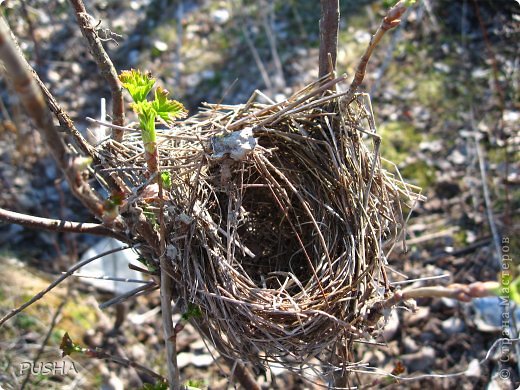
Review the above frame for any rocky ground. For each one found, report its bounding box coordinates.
[0,0,519,389]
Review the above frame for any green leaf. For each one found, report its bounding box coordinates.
[140,381,169,390]
[152,87,187,124]
[132,100,157,143]
[181,303,202,321]
[160,171,172,189]
[119,69,156,103]
[60,332,85,357]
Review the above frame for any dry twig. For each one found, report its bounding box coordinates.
[0,244,131,327]
[0,206,127,241]
[318,0,340,80]
[0,15,104,217]
[69,0,125,141]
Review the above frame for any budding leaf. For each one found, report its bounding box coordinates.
[119,69,156,103]
[152,86,187,124]
[60,332,85,357]
[160,171,172,189]
[181,303,202,321]
[132,100,157,145]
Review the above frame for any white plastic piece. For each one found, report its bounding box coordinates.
[76,238,143,294]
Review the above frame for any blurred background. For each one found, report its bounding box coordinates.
[0,0,518,388]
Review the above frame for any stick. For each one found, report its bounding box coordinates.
[367,281,499,326]
[0,244,132,327]
[318,0,340,81]
[158,160,180,389]
[341,0,410,109]
[69,0,125,141]
[31,71,123,194]
[0,207,128,241]
[0,16,105,218]
[98,282,157,309]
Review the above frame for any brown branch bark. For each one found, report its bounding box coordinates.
[0,207,128,242]
[0,16,104,218]
[367,281,499,326]
[0,15,121,194]
[341,0,408,109]
[34,74,124,194]
[318,0,339,81]
[69,0,125,142]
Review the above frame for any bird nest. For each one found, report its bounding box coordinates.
[97,77,421,371]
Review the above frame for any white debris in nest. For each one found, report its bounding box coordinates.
[166,244,178,259]
[210,127,257,161]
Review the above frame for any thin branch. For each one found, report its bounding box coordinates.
[471,109,502,268]
[66,273,150,284]
[368,281,499,326]
[20,299,67,390]
[158,170,180,389]
[160,270,178,389]
[359,337,519,383]
[35,74,97,156]
[69,0,125,141]
[241,23,273,93]
[318,0,340,80]
[61,332,165,381]
[341,0,410,109]
[0,15,105,217]
[98,281,157,309]
[0,206,128,241]
[3,19,122,195]
[89,347,166,382]
[0,244,132,327]
[262,0,286,90]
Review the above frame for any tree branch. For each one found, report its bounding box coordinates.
[0,206,128,241]
[0,244,131,327]
[35,74,124,194]
[318,0,340,81]
[0,17,122,194]
[0,16,104,218]
[367,281,500,326]
[160,272,179,389]
[340,0,409,109]
[69,0,125,142]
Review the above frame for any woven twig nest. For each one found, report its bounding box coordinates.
[99,77,421,371]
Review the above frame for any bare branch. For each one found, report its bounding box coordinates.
[341,0,409,109]
[318,0,339,81]
[35,75,123,194]
[0,244,132,327]
[69,0,125,141]
[0,206,128,241]
[368,281,499,326]
[0,16,122,194]
[0,16,104,218]
[21,299,67,389]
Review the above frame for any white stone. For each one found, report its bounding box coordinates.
[153,40,169,52]
[212,9,230,25]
